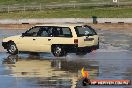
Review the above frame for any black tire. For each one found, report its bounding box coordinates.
[76,49,92,55]
[7,42,18,55]
[76,52,87,55]
[52,45,67,57]
[87,49,92,53]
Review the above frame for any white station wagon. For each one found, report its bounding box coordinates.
[2,24,99,57]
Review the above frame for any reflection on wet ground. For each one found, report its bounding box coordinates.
[1,53,99,88]
[0,29,132,88]
[0,51,132,88]
[2,54,99,78]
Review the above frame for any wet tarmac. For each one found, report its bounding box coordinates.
[0,29,132,88]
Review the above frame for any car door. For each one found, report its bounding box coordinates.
[51,26,74,45]
[33,26,52,52]
[75,26,98,47]
[17,26,41,52]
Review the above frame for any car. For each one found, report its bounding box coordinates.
[2,24,99,57]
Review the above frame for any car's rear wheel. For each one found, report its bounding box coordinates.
[76,52,88,55]
[76,48,92,55]
[7,42,18,55]
[52,45,67,57]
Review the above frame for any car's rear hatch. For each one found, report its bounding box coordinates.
[75,25,99,47]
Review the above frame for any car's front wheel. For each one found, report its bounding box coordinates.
[52,45,67,57]
[7,42,18,55]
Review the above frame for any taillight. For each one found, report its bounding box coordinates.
[74,39,78,44]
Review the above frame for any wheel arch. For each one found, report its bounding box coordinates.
[7,40,15,44]
[51,44,62,52]
[6,40,18,55]
[51,44,67,57]
[51,44,77,53]
[7,40,18,49]
[2,40,15,49]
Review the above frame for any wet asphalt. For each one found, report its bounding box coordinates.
[0,29,132,88]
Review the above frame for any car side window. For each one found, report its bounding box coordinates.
[25,26,40,37]
[52,27,61,37]
[61,27,72,37]
[38,27,49,37]
[52,27,72,37]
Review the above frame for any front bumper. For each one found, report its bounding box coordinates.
[2,42,8,49]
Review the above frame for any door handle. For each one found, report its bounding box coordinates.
[33,39,36,40]
[48,39,51,41]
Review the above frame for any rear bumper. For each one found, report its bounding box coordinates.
[66,44,99,53]
[77,44,99,52]
[2,42,8,49]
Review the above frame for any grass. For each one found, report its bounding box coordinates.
[0,0,131,5]
[0,7,132,18]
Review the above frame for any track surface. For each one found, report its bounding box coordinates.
[0,29,132,88]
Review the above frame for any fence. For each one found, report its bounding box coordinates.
[0,2,132,13]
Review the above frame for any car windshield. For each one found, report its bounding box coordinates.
[23,26,41,36]
[75,26,97,37]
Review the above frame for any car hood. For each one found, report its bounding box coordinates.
[2,35,21,42]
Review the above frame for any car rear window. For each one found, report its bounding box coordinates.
[75,26,97,37]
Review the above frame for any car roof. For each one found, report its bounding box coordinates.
[35,24,86,28]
